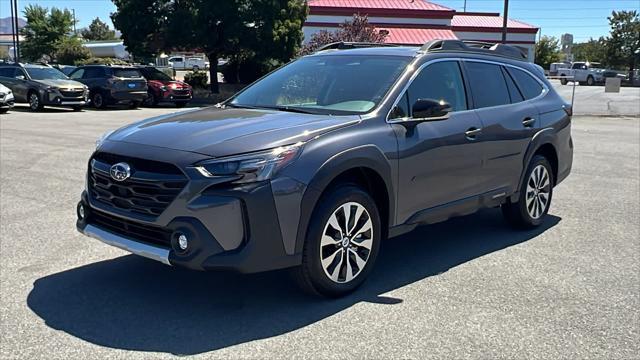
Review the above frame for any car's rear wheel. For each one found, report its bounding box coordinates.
[28,91,43,112]
[92,92,105,109]
[293,184,381,297]
[502,155,554,228]
[144,91,158,107]
[560,77,568,85]
[586,75,595,86]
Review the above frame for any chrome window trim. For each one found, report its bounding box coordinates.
[385,57,549,123]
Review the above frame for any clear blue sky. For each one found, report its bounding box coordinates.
[1,0,638,42]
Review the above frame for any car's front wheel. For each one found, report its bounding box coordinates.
[294,184,381,297]
[28,91,43,111]
[502,155,554,228]
[92,92,106,109]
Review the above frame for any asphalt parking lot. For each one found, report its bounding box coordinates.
[1,98,639,358]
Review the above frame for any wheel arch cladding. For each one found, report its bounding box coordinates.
[294,146,395,254]
[534,143,559,183]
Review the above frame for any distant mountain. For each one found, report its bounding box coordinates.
[0,17,27,35]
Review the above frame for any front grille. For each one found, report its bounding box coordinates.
[90,209,172,248]
[172,89,190,96]
[60,90,84,98]
[89,152,187,217]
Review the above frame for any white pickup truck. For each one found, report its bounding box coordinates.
[557,62,605,86]
[167,56,210,70]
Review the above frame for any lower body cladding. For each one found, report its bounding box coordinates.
[76,178,303,273]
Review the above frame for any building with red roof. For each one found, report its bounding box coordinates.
[304,0,539,61]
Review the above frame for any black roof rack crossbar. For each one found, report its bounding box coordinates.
[315,41,399,52]
[420,39,527,60]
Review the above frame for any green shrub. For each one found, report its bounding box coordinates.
[221,57,278,84]
[184,70,208,88]
[77,57,129,65]
[54,37,91,65]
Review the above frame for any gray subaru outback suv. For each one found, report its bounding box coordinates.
[76,40,573,297]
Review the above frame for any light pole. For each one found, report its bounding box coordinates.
[501,0,509,44]
[12,0,20,62]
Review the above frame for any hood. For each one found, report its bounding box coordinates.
[37,79,85,89]
[108,107,360,157]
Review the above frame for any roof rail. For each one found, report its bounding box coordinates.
[420,39,527,60]
[315,41,398,52]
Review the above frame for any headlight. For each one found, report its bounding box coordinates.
[159,85,168,91]
[194,142,304,183]
[45,86,59,93]
[95,130,114,149]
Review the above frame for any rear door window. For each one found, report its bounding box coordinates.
[464,62,511,109]
[83,67,104,79]
[506,67,544,100]
[0,68,15,77]
[406,61,467,113]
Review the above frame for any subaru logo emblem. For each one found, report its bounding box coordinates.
[110,162,131,182]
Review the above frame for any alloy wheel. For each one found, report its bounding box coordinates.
[29,94,39,110]
[526,165,551,219]
[320,202,373,283]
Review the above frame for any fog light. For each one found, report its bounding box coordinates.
[78,204,85,219]
[178,234,188,250]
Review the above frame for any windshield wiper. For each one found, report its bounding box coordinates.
[225,103,316,114]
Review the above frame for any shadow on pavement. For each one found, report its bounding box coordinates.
[28,209,560,355]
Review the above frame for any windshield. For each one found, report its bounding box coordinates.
[140,67,172,81]
[113,68,142,78]
[229,55,411,115]
[25,67,69,80]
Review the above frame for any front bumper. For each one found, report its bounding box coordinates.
[161,89,192,102]
[76,143,304,273]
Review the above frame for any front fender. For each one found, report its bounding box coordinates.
[293,145,395,254]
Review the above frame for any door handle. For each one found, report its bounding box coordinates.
[465,127,482,140]
[522,118,536,127]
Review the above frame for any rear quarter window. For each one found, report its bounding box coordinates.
[507,67,544,100]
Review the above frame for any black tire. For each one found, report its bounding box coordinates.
[175,101,188,108]
[560,77,568,85]
[0,108,8,114]
[92,92,106,109]
[144,91,158,107]
[129,101,141,109]
[502,155,554,229]
[28,91,43,112]
[586,75,595,86]
[293,184,382,297]
[193,65,199,71]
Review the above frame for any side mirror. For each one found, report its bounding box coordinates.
[412,98,451,121]
[16,75,25,80]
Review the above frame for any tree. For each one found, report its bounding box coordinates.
[112,0,308,93]
[20,5,75,62]
[572,37,607,64]
[534,36,561,70]
[300,14,388,55]
[605,10,640,81]
[0,47,9,61]
[81,17,117,41]
[55,37,91,65]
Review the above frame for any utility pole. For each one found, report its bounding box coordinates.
[72,9,77,35]
[13,0,20,62]
[501,0,509,44]
[463,0,467,12]
[9,0,16,60]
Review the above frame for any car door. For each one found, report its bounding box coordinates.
[12,68,30,101]
[82,67,105,92]
[462,60,540,195]
[0,68,20,100]
[392,60,485,224]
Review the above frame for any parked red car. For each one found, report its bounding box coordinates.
[136,66,192,107]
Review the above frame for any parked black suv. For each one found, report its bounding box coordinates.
[77,40,573,297]
[0,63,88,111]
[68,65,148,109]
